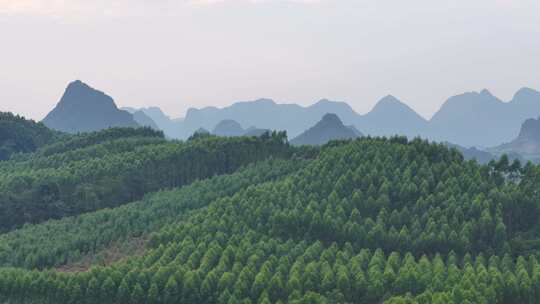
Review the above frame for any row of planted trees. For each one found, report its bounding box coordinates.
[1,137,540,303]
[0,158,305,269]
[0,130,291,232]
[2,237,540,304]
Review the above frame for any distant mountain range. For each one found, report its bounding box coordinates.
[122,106,182,138]
[444,143,499,164]
[445,113,540,164]
[427,88,540,147]
[174,88,540,147]
[212,119,245,137]
[122,107,159,130]
[290,113,362,146]
[355,95,428,138]
[40,80,540,151]
[179,98,359,139]
[43,80,139,133]
[210,119,270,137]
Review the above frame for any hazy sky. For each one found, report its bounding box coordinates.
[1,0,540,121]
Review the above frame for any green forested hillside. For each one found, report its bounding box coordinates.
[0,112,58,161]
[1,127,165,171]
[29,127,165,158]
[0,158,305,269]
[0,129,290,232]
[1,136,540,303]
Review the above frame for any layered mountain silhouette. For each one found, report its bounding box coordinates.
[179,88,540,147]
[244,127,271,137]
[179,96,428,141]
[427,88,540,147]
[211,119,271,137]
[516,117,540,146]
[212,120,245,137]
[43,81,138,133]
[122,106,183,138]
[182,98,358,139]
[290,113,362,146]
[490,117,540,161]
[131,111,159,130]
[445,142,496,164]
[42,81,540,149]
[356,95,428,138]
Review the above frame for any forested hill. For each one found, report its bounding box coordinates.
[0,129,291,232]
[0,112,58,161]
[1,136,540,303]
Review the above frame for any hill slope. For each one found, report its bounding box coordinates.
[0,112,58,160]
[43,80,139,133]
[291,113,362,146]
[1,137,539,303]
[0,129,290,232]
[0,158,304,269]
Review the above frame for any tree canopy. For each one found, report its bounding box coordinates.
[1,134,540,303]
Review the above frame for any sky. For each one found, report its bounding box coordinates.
[1,0,540,121]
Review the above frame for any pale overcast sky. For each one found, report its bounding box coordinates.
[1,0,539,120]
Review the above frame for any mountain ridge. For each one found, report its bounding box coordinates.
[427,87,540,147]
[41,81,540,148]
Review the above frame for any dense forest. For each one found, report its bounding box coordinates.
[1,116,540,303]
[0,112,59,161]
[0,126,290,232]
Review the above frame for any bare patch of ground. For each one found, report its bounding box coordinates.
[55,236,148,273]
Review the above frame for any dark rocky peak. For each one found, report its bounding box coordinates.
[60,80,116,109]
[42,80,138,133]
